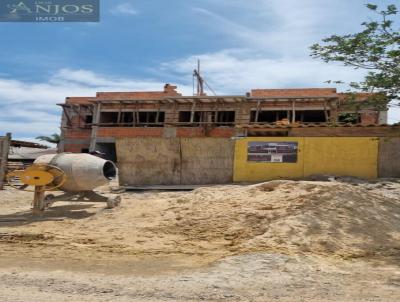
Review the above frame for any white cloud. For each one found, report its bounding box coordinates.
[162,49,367,95]
[191,0,357,56]
[110,3,139,16]
[0,69,191,139]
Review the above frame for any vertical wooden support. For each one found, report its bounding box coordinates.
[132,110,136,127]
[190,100,196,123]
[214,99,219,124]
[61,106,73,128]
[89,103,101,152]
[133,101,138,127]
[0,133,11,190]
[172,100,178,124]
[77,105,81,128]
[135,111,140,126]
[291,100,296,123]
[156,103,161,125]
[324,100,329,122]
[117,102,123,125]
[255,100,261,123]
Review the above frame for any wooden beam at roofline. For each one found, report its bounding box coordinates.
[79,96,338,106]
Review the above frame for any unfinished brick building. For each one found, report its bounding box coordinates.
[59,84,388,161]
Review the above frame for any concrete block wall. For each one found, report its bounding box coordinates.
[114,136,400,186]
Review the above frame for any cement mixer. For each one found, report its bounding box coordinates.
[6,153,121,214]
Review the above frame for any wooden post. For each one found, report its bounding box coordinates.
[214,99,219,124]
[61,106,72,127]
[324,100,329,122]
[255,100,261,123]
[89,103,101,152]
[32,186,45,215]
[132,109,136,127]
[172,100,177,124]
[132,101,138,127]
[190,100,196,123]
[291,100,296,123]
[77,105,81,128]
[156,103,161,125]
[135,111,140,126]
[117,102,123,126]
[0,133,11,190]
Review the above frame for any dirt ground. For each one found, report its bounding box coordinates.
[1,178,400,301]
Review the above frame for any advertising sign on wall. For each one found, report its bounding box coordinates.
[247,141,298,163]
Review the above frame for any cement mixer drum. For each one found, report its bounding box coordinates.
[34,153,117,192]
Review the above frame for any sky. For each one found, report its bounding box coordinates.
[0,0,398,141]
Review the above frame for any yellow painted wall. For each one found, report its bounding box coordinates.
[303,137,378,179]
[233,137,378,182]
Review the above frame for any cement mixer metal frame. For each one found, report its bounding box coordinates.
[44,191,121,210]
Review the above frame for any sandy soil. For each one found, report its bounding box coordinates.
[1,179,400,301]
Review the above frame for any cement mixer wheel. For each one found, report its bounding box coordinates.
[6,164,67,192]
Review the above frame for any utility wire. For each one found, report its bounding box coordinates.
[204,79,217,96]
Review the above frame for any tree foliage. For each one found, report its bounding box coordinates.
[36,133,60,144]
[310,4,399,103]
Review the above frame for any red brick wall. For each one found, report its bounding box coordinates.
[207,128,236,137]
[97,127,164,137]
[64,143,90,153]
[176,128,205,137]
[64,129,91,139]
[96,84,181,100]
[251,88,337,98]
[175,127,235,137]
[360,112,378,125]
[62,129,91,153]
[65,127,236,139]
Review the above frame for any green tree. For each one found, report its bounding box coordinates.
[310,4,399,105]
[36,133,60,145]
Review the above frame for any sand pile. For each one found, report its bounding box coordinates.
[157,181,400,259]
[1,180,400,261]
